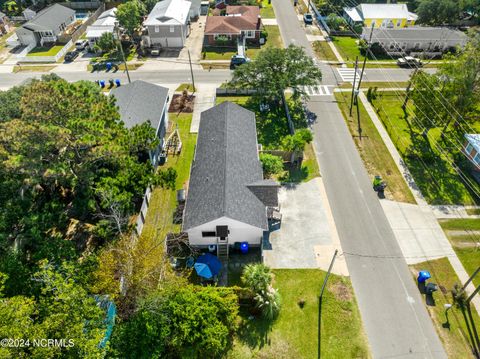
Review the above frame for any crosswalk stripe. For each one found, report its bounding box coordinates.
[337,68,362,83]
[303,85,331,96]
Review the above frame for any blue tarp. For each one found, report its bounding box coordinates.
[194,253,222,279]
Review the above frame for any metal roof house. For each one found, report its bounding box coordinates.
[110,80,170,166]
[344,3,417,28]
[142,0,192,48]
[85,7,117,48]
[361,27,468,55]
[183,102,279,256]
[15,4,75,46]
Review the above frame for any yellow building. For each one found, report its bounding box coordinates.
[343,3,417,29]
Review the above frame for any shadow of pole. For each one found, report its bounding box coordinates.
[461,305,480,358]
[318,295,322,359]
[466,305,480,357]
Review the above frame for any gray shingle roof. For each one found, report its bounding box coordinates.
[362,27,468,43]
[110,80,169,132]
[183,102,276,230]
[23,4,75,32]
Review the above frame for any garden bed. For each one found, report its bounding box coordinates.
[168,94,195,113]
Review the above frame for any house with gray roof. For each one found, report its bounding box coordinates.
[85,7,117,48]
[110,80,170,166]
[183,102,279,253]
[142,0,192,48]
[15,4,75,46]
[361,27,468,56]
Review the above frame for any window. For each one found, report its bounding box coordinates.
[465,143,474,154]
[202,231,216,237]
[243,30,255,38]
[396,20,401,27]
[170,25,175,33]
[155,26,159,33]
[474,153,480,165]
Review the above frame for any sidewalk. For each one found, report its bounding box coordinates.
[359,91,480,314]
[431,205,480,219]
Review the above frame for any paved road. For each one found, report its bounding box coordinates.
[0,69,232,89]
[272,0,447,358]
[0,65,428,90]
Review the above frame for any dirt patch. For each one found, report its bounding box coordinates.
[168,93,195,113]
[330,281,352,301]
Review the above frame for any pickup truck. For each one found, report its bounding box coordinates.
[397,56,423,68]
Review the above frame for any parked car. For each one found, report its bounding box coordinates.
[75,39,88,51]
[150,48,160,56]
[64,50,79,62]
[397,56,423,68]
[303,13,313,25]
[230,55,250,69]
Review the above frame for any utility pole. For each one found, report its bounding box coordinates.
[349,56,358,116]
[318,249,338,359]
[402,67,418,113]
[115,21,131,84]
[188,49,196,93]
[355,57,367,140]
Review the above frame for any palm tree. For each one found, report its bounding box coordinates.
[241,263,272,293]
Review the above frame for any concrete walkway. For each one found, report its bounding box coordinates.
[262,18,278,25]
[359,91,480,314]
[263,178,348,275]
[431,205,480,219]
[190,84,217,133]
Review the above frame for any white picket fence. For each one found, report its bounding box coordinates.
[16,39,73,63]
[135,186,153,235]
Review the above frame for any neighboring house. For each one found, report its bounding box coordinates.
[183,102,280,255]
[15,4,75,46]
[110,80,170,166]
[187,0,201,19]
[142,0,192,48]
[344,3,417,29]
[361,27,468,55]
[463,134,480,173]
[204,5,261,45]
[0,12,10,35]
[85,7,117,48]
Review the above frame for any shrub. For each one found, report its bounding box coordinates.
[255,287,281,319]
[259,153,284,178]
[281,128,313,152]
[156,167,177,189]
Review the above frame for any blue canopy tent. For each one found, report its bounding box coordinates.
[194,253,222,279]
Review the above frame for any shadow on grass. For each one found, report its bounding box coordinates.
[460,304,480,357]
[236,308,273,350]
[279,164,309,183]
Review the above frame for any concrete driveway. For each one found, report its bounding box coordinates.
[263,178,347,275]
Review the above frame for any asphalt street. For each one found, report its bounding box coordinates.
[272,0,447,358]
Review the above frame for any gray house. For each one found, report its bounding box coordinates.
[15,4,75,46]
[183,102,279,257]
[361,27,468,56]
[142,0,192,48]
[110,80,170,166]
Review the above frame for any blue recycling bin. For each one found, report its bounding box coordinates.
[240,242,249,254]
[417,270,431,283]
[106,62,112,71]
[115,79,121,87]
[99,80,105,88]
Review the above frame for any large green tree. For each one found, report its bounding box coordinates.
[116,0,146,36]
[110,285,239,358]
[0,261,106,358]
[0,77,157,296]
[416,0,460,25]
[230,45,322,104]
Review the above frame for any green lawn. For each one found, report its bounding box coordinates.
[202,25,283,61]
[175,83,195,92]
[27,45,64,57]
[228,269,370,358]
[411,258,480,358]
[13,65,56,73]
[259,0,275,18]
[371,92,480,205]
[439,219,480,288]
[331,36,365,62]
[334,91,416,203]
[312,41,338,61]
[139,114,196,244]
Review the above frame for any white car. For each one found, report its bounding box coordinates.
[397,56,423,68]
[75,39,88,51]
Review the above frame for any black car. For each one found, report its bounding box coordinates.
[64,51,79,62]
[230,55,250,69]
[304,13,313,25]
